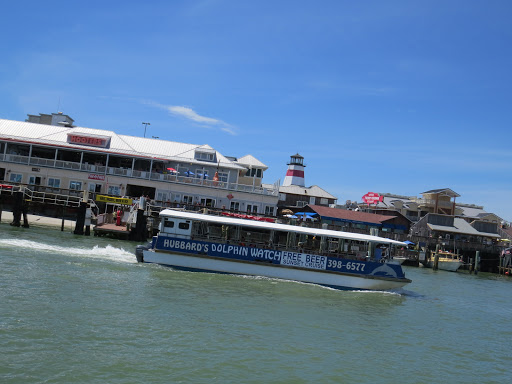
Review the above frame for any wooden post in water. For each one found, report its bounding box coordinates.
[130,196,148,242]
[74,202,86,235]
[474,251,480,275]
[469,258,474,274]
[10,191,23,227]
[61,207,65,232]
[433,244,440,270]
[22,202,29,228]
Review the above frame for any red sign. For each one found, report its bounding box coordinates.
[88,174,105,181]
[67,133,111,148]
[227,193,234,200]
[362,192,383,205]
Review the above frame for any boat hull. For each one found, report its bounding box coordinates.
[143,249,410,291]
[427,260,463,272]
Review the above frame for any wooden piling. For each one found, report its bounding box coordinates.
[475,251,480,275]
[22,204,29,228]
[10,191,23,227]
[433,244,440,270]
[74,202,86,235]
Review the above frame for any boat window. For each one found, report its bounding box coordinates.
[178,222,190,230]
[163,220,175,228]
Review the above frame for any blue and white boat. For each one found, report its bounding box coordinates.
[136,210,412,291]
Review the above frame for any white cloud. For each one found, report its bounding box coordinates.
[144,100,237,135]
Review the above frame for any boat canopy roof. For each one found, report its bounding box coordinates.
[159,209,406,246]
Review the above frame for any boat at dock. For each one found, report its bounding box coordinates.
[422,251,463,272]
[135,210,412,291]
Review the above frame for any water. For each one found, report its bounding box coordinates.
[1,225,510,384]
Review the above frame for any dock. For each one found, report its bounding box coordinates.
[93,223,131,239]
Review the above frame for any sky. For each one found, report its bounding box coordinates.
[1,1,512,221]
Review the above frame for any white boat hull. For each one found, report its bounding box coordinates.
[427,260,463,272]
[144,250,409,291]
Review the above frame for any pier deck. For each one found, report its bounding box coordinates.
[93,223,130,239]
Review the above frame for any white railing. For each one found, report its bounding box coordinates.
[1,155,280,196]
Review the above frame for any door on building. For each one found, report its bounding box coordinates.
[28,175,41,186]
[0,168,5,181]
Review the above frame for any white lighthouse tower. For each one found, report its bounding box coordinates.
[282,153,305,187]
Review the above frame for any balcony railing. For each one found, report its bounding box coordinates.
[416,199,454,209]
[1,154,279,196]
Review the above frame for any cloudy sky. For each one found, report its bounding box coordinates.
[1,0,511,220]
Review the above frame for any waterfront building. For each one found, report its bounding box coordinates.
[355,188,502,226]
[277,153,337,211]
[347,188,507,253]
[0,114,279,215]
[296,204,410,235]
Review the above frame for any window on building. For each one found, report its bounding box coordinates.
[183,195,193,204]
[230,201,240,212]
[309,196,316,205]
[195,169,207,179]
[178,222,190,230]
[200,198,215,207]
[89,183,102,193]
[247,204,258,214]
[194,150,216,162]
[265,206,275,216]
[156,191,170,203]
[69,181,82,191]
[296,201,307,208]
[48,178,60,188]
[217,172,228,182]
[245,168,263,177]
[9,173,22,183]
[320,198,328,205]
[108,185,121,196]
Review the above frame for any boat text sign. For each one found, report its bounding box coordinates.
[155,237,404,278]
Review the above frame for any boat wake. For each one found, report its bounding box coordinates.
[0,238,137,264]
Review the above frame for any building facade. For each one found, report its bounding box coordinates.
[0,115,279,216]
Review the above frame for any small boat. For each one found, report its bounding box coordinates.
[423,251,463,272]
[390,256,407,265]
[136,210,412,291]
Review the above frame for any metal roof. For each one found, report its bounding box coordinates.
[427,218,500,238]
[0,118,246,170]
[159,209,406,245]
[279,185,337,199]
[421,188,460,198]
[235,154,268,170]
